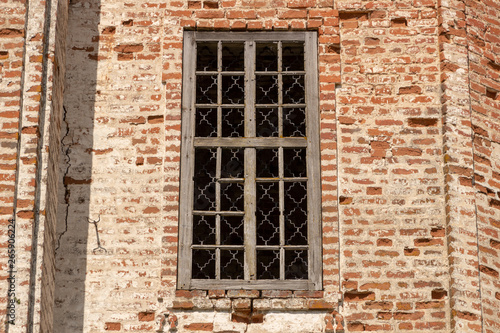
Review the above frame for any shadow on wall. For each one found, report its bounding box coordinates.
[53,0,100,330]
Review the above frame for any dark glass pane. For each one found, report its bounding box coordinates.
[256,149,279,178]
[284,149,306,178]
[192,249,216,279]
[285,250,308,279]
[221,182,244,211]
[195,108,217,137]
[256,75,278,104]
[221,216,244,245]
[257,250,280,279]
[197,42,217,71]
[282,42,304,71]
[282,75,305,104]
[222,108,244,137]
[222,43,244,71]
[284,182,307,245]
[256,43,278,71]
[222,75,244,104]
[196,75,218,104]
[256,108,278,137]
[283,108,305,137]
[193,149,217,211]
[221,250,244,279]
[193,215,215,245]
[221,149,244,178]
[256,183,280,245]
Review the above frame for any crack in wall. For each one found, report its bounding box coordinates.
[55,105,73,252]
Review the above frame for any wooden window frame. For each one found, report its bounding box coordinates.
[178,31,321,290]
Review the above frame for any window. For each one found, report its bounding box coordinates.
[178,31,321,290]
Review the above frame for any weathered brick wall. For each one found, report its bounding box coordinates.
[38,0,70,331]
[52,0,100,331]
[2,0,500,332]
[464,0,500,332]
[440,0,500,332]
[439,0,482,331]
[336,0,450,331]
[0,1,27,330]
[54,0,342,332]
[0,0,69,331]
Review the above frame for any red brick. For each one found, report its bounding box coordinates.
[114,44,144,53]
[105,322,121,331]
[184,323,214,331]
[262,290,293,298]
[0,28,24,37]
[227,290,260,298]
[288,0,315,8]
[308,300,335,310]
[279,9,307,19]
[138,312,155,321]
[344,291,376,302]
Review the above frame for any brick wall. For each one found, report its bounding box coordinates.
[465,0,500,332]
[1,0,499,332]
[336,0,450,331]
[440,0,500,332]
[53,1,342,332]
[0,1,27,330]
[1,0,69,331]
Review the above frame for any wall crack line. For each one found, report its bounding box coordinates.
[55,105,73,252]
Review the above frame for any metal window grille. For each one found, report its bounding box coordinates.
[179,31,321,290]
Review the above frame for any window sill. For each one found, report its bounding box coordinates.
[172,289,335,312]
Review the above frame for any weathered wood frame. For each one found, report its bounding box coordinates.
[178,31,321,290]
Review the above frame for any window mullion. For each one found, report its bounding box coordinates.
[279,150,285,280]
[215,147,221,279]
[277,41,286,280]
[215,41,222,280]
[244,40,257,280]
[278,41,283,137]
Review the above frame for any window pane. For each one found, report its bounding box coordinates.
[257,149,279,178]
[284,148,306,178]
[221,108,244,137]
[256,108,278,137]
[196,75,218,104]
[221,148,244,178]
[195,108,217,137]
[284,182,307,245]
[256,43,278,71]
[193,215,216,245]
[221,250,244,279]
[257,250,280,279]
[221,216,244,245]
[222,43,244,71]
[197,42,217,71]
[283,107,305,137]
[256,182,280,245]
[282,75,305,104]
[192,249,216,279]
[282,42,304,71]
[193,149,217,211]
[256,75,278,104]
[222,75,244,104]
[221,183,244,211]
[285,250,308,279]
